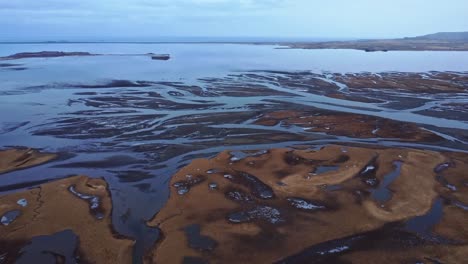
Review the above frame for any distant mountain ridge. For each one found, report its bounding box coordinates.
[406,32,468,41]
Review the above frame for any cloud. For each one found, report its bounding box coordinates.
[0,0,286,14]
[0,0,288,28]
[0,0,288,38]
[1,0,467,40]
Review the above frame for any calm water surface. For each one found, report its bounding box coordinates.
[0,43,467,262]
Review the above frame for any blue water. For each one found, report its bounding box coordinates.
[0,43,467,263]
[2,44,468,90]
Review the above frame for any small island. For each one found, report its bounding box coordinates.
[0,51,171,61]
[0,51,96,60]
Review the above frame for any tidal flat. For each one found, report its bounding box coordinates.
[0,44,467,263]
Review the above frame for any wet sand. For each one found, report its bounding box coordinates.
[255,110,441,142]
[332,71,468,93]
[0,148,57,174]
[148,145,468,263]
[0,175,133,263]
[1,145,466,263]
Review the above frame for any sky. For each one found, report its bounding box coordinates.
[1,0,467,41]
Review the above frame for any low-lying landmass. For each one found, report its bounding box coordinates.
[254,110,442,141]
[0,148,57,174]
[0,51,95,60]
[1,145,466,263]
[0,51,171,61]
[3,32,468,54]
[285,32,468,52]
[0,175,134,263]
[147,145,468,263]
[0,152,133,263]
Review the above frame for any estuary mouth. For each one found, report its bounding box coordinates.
[0,44,467,263]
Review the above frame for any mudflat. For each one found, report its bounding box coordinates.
[0,148,57,175]
[0,175,134,263]
[148,145,468,264]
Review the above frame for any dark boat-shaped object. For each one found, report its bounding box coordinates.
[148,53,170,60]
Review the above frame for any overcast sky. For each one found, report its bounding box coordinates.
[1,0,467,41]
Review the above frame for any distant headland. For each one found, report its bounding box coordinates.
[283,32,468,52]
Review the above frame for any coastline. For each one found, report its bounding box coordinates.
[281,38,468,52]
[1,39,468,52]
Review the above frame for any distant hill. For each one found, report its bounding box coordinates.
[406,32,468,41]
[286,32,468,51]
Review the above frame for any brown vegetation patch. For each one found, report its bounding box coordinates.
[147,145,467,263]
[0,176,134,263]
[0,148,57,174]
[255,110,441,141]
